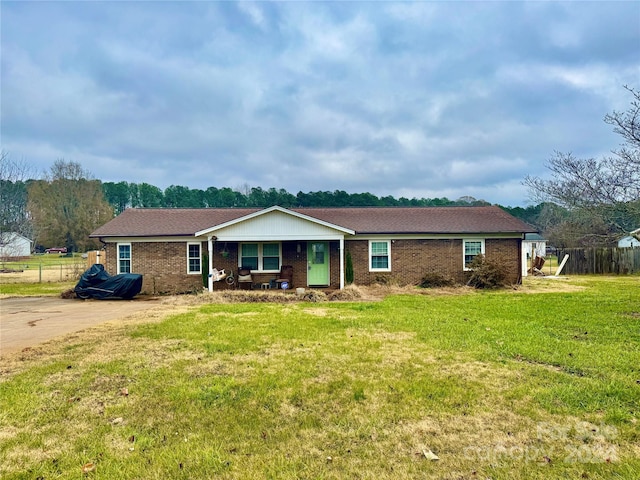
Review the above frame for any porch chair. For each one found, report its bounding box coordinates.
[237,268,253,290]
[275,265,293,290]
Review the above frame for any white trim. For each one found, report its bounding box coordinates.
[187,242,202,275]
[97,232,521,243]
[214,233,344,242]
[463,238,485,271]
[239,241,282,273]
[117,242,132,274]
[98,236,195,243]
[208,236,214,292]
[195,205,355,237]
[369,240,391,272]
[352,233,519,240]
[339,237,345,290]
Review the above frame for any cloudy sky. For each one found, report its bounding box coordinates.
[2,1,639,206]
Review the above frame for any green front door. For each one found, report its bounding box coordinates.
[307,242,329,286]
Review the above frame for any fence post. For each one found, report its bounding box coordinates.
[556,254,570,276]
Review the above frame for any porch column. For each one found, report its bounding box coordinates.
[207,236,214,292]
[339,236,345,290]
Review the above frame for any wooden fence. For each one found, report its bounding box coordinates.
[557,247,640,274]
[86,250,106,268]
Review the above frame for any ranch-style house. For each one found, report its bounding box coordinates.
[89,205,537,295]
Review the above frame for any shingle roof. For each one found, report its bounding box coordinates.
[90,205,536,238]
[90,208,261,237]
[292,206,536,234]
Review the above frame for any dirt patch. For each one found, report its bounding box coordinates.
[0,296,163,357]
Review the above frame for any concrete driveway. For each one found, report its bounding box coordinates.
[0,296,160,356]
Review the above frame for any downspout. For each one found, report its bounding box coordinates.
[339,237,345,290]
[207,235,214,292]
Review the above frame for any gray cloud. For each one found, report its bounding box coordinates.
[2,1,638,206]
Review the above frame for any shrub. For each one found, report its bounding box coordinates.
[465,254,508,289]
[328,284,363,301]
[345,250,354,284]
[302,290,327,302]
[418,272,456,288]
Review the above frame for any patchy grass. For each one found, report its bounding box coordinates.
[0,276,638,479]
[0,280,76,297]
[0,254,86,286]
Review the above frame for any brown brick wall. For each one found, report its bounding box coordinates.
[210,241,309,291]
[105,241,205,295]
[345,238,522,286]
[210,241,341,291]
[105,237,522,294]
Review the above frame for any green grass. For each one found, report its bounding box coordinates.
[0,254,84,295]
[1,276,638,479]
[0,281,76,296]
[1,253,82,269]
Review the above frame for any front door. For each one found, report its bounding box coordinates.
[307,242,329,286]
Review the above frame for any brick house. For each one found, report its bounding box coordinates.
[89,205,537,295]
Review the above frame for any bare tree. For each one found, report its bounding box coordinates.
[524,87,640,245]
[0,151,34,249]
[27,160,113,252]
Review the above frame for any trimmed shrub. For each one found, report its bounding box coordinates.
[345,250,354,285]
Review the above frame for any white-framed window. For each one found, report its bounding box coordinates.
[369,240,391,271]
[239,242,281,272]
[117,243,131,274]
[463,239,485,270]
[187,242,201,274]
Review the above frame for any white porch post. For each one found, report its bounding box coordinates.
[207,236,214,292]
[339,237,345,290]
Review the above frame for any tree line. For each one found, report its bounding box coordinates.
[2,86,638,253]
[101,182,495,214]
[3,158,534,252]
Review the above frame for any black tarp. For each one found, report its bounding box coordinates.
[74,264,143,300]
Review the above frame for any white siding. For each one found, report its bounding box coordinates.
[0,233,32,257]
[211,210,344,241]
[522,239,547,276]
[618,236,640,248]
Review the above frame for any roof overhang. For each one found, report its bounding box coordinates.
[195,205,355,241]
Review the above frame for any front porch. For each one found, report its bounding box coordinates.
[205,240,345,292]
[195,206,355,293]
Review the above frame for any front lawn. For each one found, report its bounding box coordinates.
[1,276,638,479]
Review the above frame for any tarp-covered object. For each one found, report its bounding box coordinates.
[75,264,143,300]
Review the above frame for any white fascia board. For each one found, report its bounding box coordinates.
[212,233,345,242]
[97,236,195,243]
[351,232,524,240]
[195,205,355,237]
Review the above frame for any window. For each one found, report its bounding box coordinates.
[311,242,325,264]
[240,243,281,271]
[262,243,280,270]
[187,242,201,274]
[463,239,485,270]
[118,243,131,274]
[369,240,391,271]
